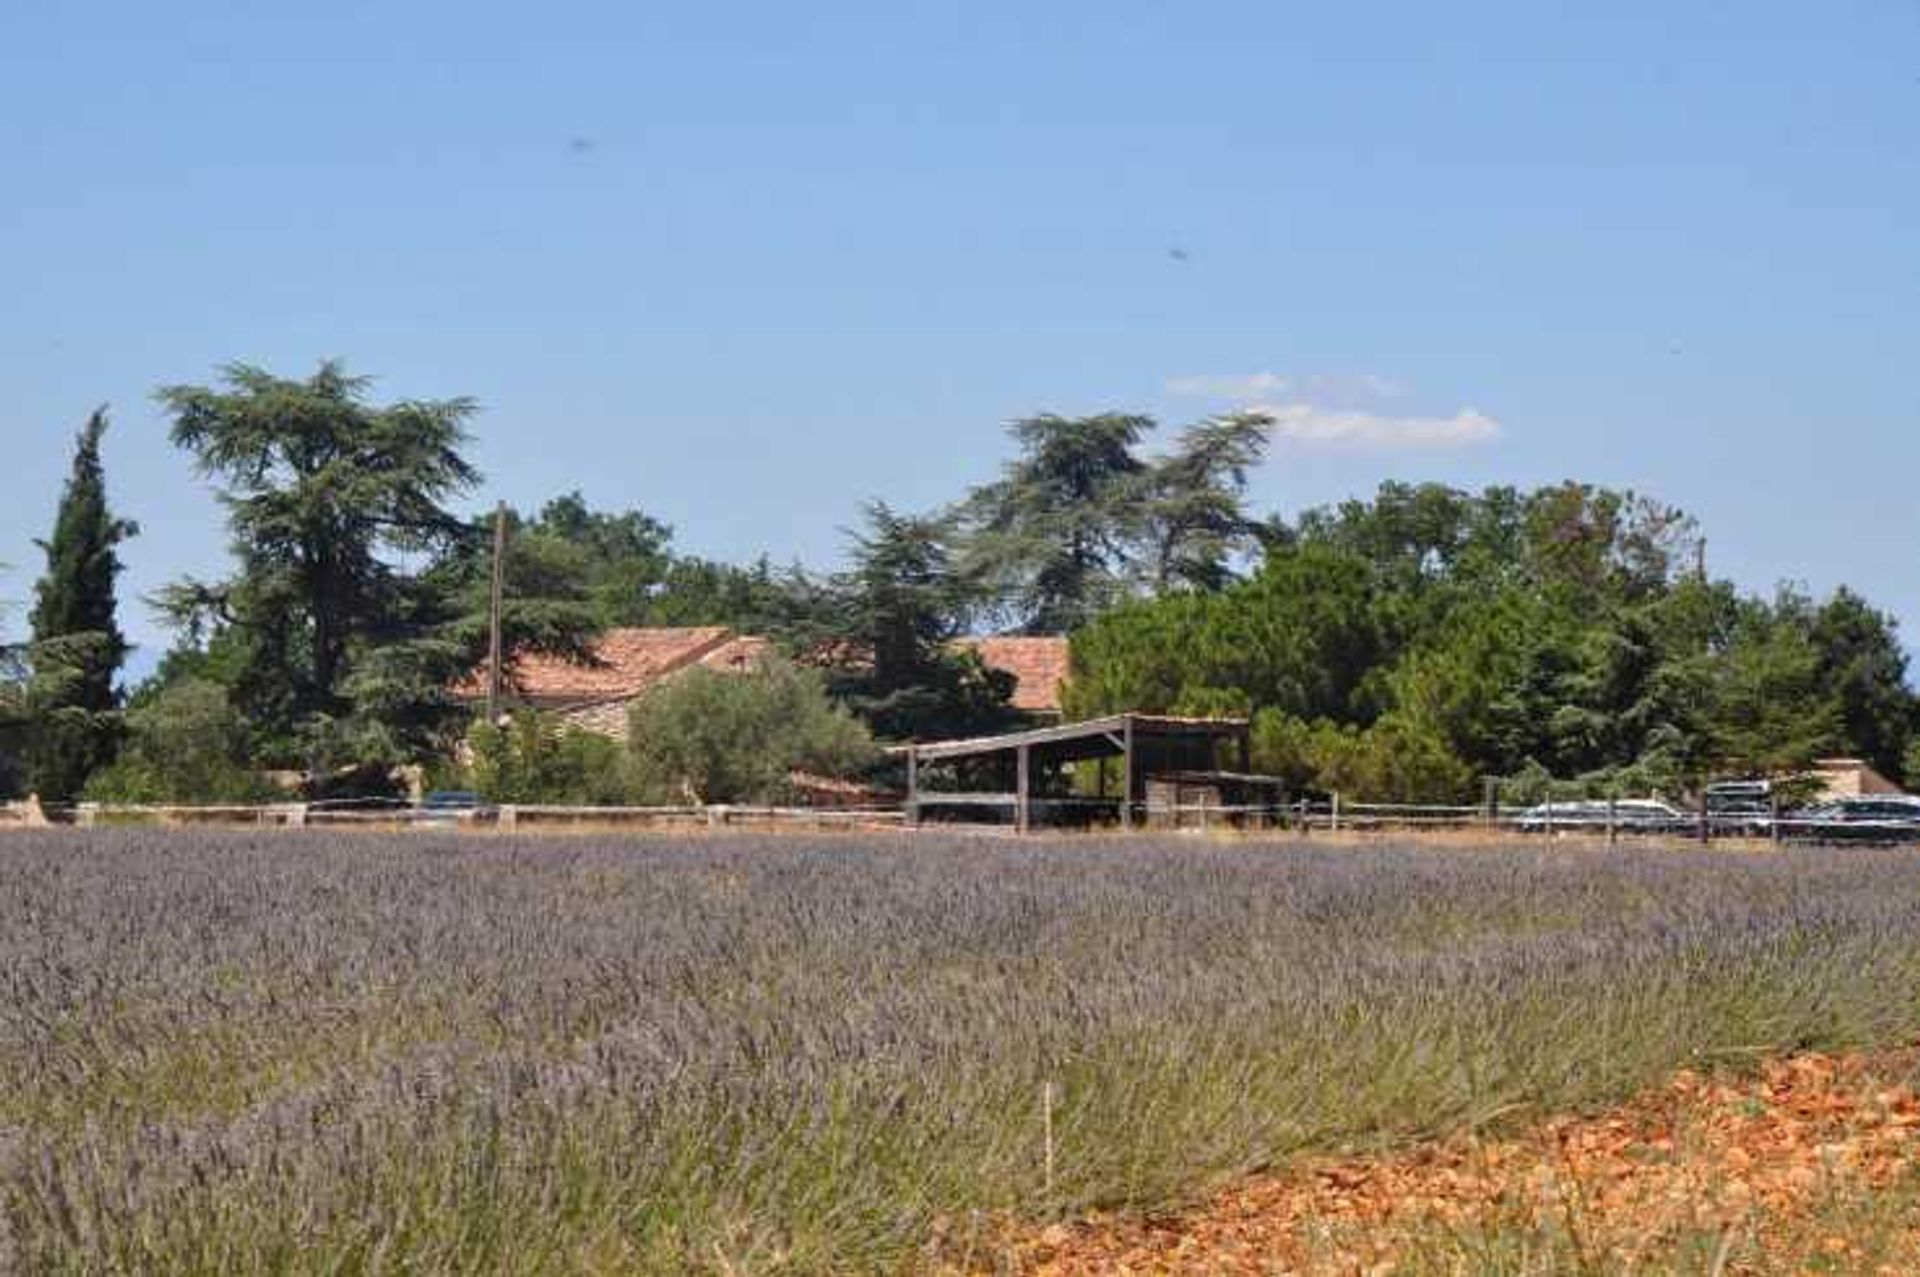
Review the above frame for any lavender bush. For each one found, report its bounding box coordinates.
[3,830,1920,1272]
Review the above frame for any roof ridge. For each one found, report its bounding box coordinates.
[668,627,741,672]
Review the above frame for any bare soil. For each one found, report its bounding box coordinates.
[989,1050,1920,1275]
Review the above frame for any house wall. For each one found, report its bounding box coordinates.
[559,698,635,742]
[1811,759,1903,800]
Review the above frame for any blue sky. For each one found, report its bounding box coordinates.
[5,1,1919,671]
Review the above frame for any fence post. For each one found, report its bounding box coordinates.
[1697,790,1709,846]
[498,804,517,831]
[1544,794,1554,838]
[1606,795,1617,846]
[1330,791,1342,833]
[1297,796,1309,837]
[1483,777,1497,830]
[1770,792,1782,846]
[286,803,308,829]
[76,802,98,829]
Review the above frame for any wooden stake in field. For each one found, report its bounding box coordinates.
[1042,1080,1057,1202]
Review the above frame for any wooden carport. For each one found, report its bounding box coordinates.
[900,714,1252,832]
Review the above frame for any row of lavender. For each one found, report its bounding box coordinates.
[4,830,1919,1272]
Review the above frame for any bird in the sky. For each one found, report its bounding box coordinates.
[1168,247,1192,264]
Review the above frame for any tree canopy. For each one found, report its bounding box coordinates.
[823,502,1015,740]
[1068,481,1916,800]
[78,360,1916,806]
[24,410,136,800]
[155,362,520,771]
[960,412,1271,633]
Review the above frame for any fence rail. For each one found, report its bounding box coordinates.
[4,795,1914,845]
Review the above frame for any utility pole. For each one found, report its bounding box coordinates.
[485,501,508,723]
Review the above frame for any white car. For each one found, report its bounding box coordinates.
[1513,799,1687,834]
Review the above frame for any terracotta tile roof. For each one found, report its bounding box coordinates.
[459,627,1068,716]
[953,635,1071,714]
[457,626,739,705]
[697,634,773,674]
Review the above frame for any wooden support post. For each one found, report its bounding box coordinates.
[485,501,508,723]
[1237,726,1251,774]
[1330,791,1342,833]
[1015,744,1031,834]
[1770,792,1782,846]
[1483,777,1498,830]
[905,746,920,827]
[1120,717,1136,831]
[1697,790,1710,845]
[1606,795,1617,846]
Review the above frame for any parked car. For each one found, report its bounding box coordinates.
[419,790,492,825]
[1706,779,1773,835]
[1513,799,1687,834]
[1786,794,1920,842]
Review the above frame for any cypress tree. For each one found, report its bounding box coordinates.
[28,409,137,800]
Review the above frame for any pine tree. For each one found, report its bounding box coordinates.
[27,409,137,800]
[827,502,1013,740]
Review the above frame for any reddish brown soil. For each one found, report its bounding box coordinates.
[987,1051,1920,1275]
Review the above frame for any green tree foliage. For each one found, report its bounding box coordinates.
[826,502,1014,740]
[25,411,137,801]
[1064,541,1386,724]
[1809,587,1914,780]
[461,492,830,638]
[961,413,1153,633]
[1138,412,1273,594]
[639,554,828,634]
[525,491,675,624]
[0,584,24,797]
[626,660,877,804]
[1070,481,1916,800]
[85,679,275,803]
[153,362,577,775]
[960,411,1270,633]
[459,712,633,805]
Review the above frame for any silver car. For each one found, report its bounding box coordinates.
[1513,799,1687,834]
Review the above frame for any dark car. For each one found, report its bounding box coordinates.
[1787,794,1920,843]
[419,790,493,825]
[1706,779,1773,835]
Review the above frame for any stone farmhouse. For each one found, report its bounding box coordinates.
[457,626,1069,741]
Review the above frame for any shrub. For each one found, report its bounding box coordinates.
[627,659,877,804]
[460,711,635,805]
[83,677,275,803]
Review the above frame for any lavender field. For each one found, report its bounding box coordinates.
[4,830,1920,1273]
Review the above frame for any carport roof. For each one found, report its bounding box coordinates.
[898,713,1249,763]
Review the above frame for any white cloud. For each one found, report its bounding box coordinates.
[1170,370,1409,402]
[1252,403,1501,449]
[1165,371,1290,399]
